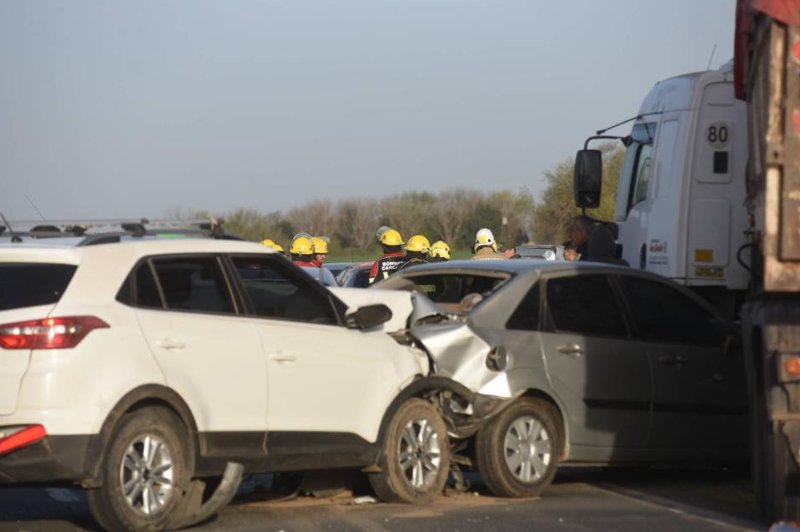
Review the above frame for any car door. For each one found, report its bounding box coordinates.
[132,255,268,437]
[539,272,651,456]
[615,274,747,455]
[229,255,420,452]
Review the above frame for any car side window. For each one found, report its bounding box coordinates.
[506,282,540,331]
[617,275,724,346]
[151,256,235,314]
[135,262,163,309]
[232,256,338,325]
[545,275,628,337]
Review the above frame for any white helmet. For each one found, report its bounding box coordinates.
[474,228,497,252]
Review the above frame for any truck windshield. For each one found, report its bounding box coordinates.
[616,122,657,219]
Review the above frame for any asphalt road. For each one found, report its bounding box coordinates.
[0,467,768,531]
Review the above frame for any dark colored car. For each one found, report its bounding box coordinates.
[377,259,747,498]
[337,261,373,288]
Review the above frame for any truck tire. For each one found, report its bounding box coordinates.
[368,398,449,503]
[86,407,192,531]
[475,397,560,498]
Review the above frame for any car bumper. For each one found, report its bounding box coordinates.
[0,434,93,483]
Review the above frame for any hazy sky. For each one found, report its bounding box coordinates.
[0,1,735,221]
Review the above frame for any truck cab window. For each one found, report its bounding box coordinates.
[617,123,657,217]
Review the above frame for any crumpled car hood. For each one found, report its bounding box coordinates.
[332,287,513,398]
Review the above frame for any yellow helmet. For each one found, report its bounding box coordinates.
[289,235,315,255]
[405,234,431,253]
[380,228,404,246]
[260,238,285,253]
[312,236,329,254]
[429,240,452,260]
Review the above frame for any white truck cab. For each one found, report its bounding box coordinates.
[575,62,750,309]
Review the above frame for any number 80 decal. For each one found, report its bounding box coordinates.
[707,122,729,148]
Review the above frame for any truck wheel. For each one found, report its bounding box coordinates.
[369,398,449,503]
[476,397,560,498]
[86,407,192,531]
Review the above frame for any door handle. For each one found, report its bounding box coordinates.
[658,353,686,367]
[156,339,186,350]
[269,353,296,363]
[557,343,584,356]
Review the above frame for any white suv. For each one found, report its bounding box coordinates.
[0,238,512,530]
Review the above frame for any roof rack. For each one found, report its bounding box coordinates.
[0,217,242,244]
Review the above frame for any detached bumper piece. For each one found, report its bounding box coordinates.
[0,427,92,483]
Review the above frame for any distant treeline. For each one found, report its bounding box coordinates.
[172,146,623,255]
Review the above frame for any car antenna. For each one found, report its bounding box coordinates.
[24,194,46,220]
[706,44,717,71]
[0,213,22,243]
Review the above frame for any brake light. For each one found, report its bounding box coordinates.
[0,425,47,455]
[0,316,109,350]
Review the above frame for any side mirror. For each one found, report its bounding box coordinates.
[574,149,603,209]
[345,304,393,330]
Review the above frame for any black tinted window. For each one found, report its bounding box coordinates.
[507,282,541,331]
[545,275,627,337]
[152,257,234,314]
[618,275,724,346]
[0,264,76,311]
[233,256,337,325]
[401,274,507,304]
[117,263,162,308]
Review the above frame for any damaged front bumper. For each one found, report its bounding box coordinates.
[400,292,521,437]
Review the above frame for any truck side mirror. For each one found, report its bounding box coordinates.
[574,149,603,209]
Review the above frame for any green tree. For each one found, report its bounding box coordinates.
[532,144,624,244]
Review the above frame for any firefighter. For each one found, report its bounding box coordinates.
[260,238,286,256]
[472,228,506,260]
[403,234,431,267]
[429,240,452,261]
[368,227,408,284]
[289,234,317,266]
[311,236,329,267]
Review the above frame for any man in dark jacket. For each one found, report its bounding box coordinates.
[568,215,628,265]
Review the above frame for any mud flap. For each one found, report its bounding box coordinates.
[170,461,244,529]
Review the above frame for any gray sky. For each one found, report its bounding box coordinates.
[0,0,735,221]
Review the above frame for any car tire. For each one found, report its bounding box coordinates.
[86,407,192,531]
[475,397,560,498]
[368,398,449,503]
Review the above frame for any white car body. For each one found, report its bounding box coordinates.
[0,238,509,489]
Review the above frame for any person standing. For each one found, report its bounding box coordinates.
[311,236,329,267]
[402,234,431,268]
[289,234,317,267]
[567,215,627,265]
[429,240,452,262]
[471,228,506,260]
[369,228,408,283]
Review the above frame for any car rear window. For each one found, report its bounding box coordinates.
[398,274,509,304]
[0,263,77,311]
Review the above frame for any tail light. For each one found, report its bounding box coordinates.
[0,316,109,350]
